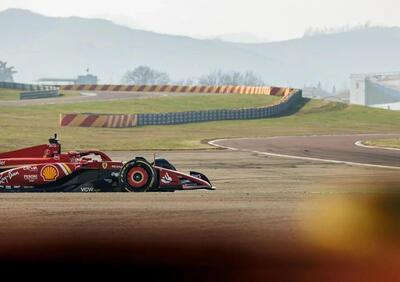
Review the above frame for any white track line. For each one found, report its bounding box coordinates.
[209,138,400,170]
[355,140,400,152]
[80,92,98,97]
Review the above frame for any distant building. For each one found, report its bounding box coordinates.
[38,72,98,85]
[350,72,400,110]
[75,74,98,85]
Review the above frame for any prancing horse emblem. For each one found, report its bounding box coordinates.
[161,172,172,184]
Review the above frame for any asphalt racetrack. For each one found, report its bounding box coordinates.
[211,134,400,169]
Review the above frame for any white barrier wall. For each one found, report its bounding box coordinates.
[350,73,400,109]
[350,74,367,105]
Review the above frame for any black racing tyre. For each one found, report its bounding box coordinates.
[119,158,156,192]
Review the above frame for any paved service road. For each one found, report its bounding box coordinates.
[0,91,211,106]
[211,134,400,168]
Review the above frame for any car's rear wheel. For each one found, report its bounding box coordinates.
[119,158,156,192]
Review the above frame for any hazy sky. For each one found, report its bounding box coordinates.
[1,0,399,41]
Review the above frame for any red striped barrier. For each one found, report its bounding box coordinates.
[60,114,138,128]
[60,84,293,96]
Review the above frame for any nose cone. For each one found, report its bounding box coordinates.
[190,171,214,189]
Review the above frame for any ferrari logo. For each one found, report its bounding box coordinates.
[102,163,108,169]
[41,165,59,181]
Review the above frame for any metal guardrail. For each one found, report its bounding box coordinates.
[137,90,302,126]
[20,90,60,100]
[0,81,56,91]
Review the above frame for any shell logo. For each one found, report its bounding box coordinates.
[41,165,59,181]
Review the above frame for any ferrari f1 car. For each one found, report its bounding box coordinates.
[0,135,214,192]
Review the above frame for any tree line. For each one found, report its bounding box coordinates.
[0,60,16,82]
[122,66,265,86]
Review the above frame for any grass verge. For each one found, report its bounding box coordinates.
[364,138,400,149]
[0,97,399,151]
[0,88,20,100]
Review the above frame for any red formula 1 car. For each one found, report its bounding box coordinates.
[0,135,214,192]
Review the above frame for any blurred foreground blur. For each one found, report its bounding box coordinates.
[1,179,400,281]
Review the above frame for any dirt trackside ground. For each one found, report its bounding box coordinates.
[1,150,400,281]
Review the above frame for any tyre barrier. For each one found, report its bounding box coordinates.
[60,84,293,96]
[60,90,302,128]
[20,90,60,100]
[60,113,138,128]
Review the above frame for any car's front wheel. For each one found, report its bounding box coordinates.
[119,158,156,192]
